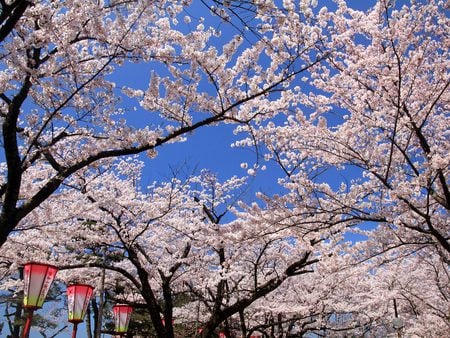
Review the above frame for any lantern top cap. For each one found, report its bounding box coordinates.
[113,304,133,308]
[67,283,94,288]
[23,261,58,269]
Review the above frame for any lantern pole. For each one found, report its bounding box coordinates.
[71,322,78,338]
[95,268,105,338]
[22,309,34,338]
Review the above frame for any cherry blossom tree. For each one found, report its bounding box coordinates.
[0,160,332,338]
[0,0,327,248]
[223,240,449,338]
[226,1,449,335]
[237,0,449,261]
[0,158,198,336]
[0,0,447,336]
[1,151,447,337]
[365,250,450,337]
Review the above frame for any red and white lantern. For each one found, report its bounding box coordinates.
[67,284,93,323]
[23,262,58,309]
[21,262,58,338]
[67,284,94,338]
[113,304,133,335]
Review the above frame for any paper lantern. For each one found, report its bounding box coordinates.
[21,262,58,338]
[113,304,133,334]
[23,262,58,309]
[67,284,94,323]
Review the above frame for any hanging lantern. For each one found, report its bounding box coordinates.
[23,262,58,309]
[21,262,58,338]
[67,284,94,338]
[67,284,93,323]
[113,304,133,335]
